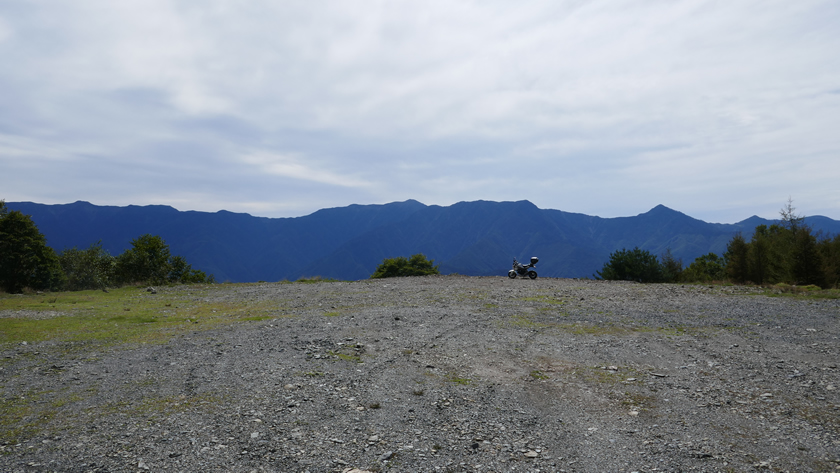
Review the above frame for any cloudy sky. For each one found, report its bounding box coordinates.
[1,1,838,223]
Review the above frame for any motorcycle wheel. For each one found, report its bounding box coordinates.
[527,271,538,279]
[508,270,517,279]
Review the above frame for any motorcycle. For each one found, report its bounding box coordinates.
[508,257,539,279]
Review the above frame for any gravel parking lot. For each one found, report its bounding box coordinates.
[2,276,839,472]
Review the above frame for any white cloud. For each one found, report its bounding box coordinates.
[0,0,838,221]
[239,151,372,189]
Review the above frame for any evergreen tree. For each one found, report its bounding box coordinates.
[725,232,749,284]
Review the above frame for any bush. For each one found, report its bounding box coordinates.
[594,247,664,283]
[59,242,116,291]
[371,253,440,278]
[681,253,727,282]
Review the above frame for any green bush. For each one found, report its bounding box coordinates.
[594,247,664,283]
[681,253,727,282]
[371,253,440,278]
[59,241,116,291]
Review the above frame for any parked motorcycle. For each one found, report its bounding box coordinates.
[508,257,539,279]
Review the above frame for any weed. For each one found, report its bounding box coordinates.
[445,373,472,385]
[292,276,341,284]
[529,370,549,380]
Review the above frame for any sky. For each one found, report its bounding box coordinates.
[1,1,839,224]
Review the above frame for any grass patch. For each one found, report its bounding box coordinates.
[504,315,551,329]
[445,373,472,385]
[0,391,54,444]
[0,286,275,348]
[762,284,840,300]
[529,370,549,380]
[329,351,362,363]
[291,276,342,284]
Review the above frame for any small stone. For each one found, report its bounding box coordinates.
[629,410,639,416]
[251,432,260,439]
[524,450,539,458]
[379,451,394,461]
[138,460,150,470]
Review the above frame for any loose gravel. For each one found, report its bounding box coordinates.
[1,276,839,472]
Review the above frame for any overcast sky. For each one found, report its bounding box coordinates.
[1,1,838,223]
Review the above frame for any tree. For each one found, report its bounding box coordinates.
[168,255,214,284]
[116,234,173,285]
[724,232,749,284]
[371,253,440,278]
[747,225,776,284]
[818,234,840,288]
[115,234,214,285]
[0,201,65,293]
[59,242,116,291]
[660,248,683,283]
[682,253,727,282]
[790,228,823,286]
[594,247,664,283]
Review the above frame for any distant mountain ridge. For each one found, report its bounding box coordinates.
[7,200,840,282]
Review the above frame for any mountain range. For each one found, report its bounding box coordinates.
[7,200,840,282]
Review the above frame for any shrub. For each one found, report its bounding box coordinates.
[594,247,664,283]
[370,253,440,278]
[681,253,727,282]
[59,241,116,290]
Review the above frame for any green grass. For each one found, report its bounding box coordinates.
[529,370,549,380]
[290,276,343,284]
[762,284,840,300]
[0,286,274,347]
[0,390,55,444]
[445,373,472,385]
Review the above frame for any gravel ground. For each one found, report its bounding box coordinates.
[2,275,839,472]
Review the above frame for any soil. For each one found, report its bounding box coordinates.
[1,275,839,472]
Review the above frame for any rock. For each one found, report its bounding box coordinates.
[524,450,539,458]
[378,451,394,461]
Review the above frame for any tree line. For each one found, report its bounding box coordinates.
[595,200,840,288]
[0,201,213,293]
